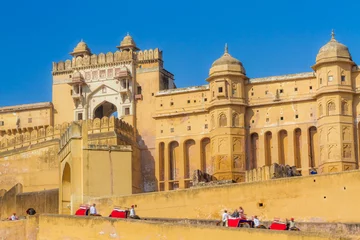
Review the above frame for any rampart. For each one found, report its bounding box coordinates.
[52,48,163,74]
[92,169,360,223]
[0,215,351,240]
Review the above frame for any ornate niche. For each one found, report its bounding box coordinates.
[232,137,243,152]
[342,144,351,158]
[342,126,351,142]
[218,137,227,153]
[219,113,227,127]
[233,154,245,169]
[327,101,336,115]
[232,113,239,127]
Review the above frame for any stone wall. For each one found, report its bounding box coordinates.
[35,215,349,239]
[16,189,58,217]
[0,184,58,219]
[92,170,360,223]
[0,183,22,220]
[245,163,302,182]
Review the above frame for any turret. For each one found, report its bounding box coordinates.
[312,31,357,173]
[206,44,248,182]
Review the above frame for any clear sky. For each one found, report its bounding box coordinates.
[1,0,360,107]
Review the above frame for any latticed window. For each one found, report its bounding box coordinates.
[342,101,349,115]
[219,114,227,127]
[232,113,239,127]
[327,101,336,115]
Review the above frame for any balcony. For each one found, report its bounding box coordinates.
[135,94,143,100]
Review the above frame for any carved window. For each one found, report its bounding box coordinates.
[218,87,223,93]
[232,113,239,127]
[125,108,130,115]
[319,104,323,116]
[211,115,215,129]
[328,75,333,82]
[327,101,336,115]
[219,114,227,127]
[0,121,4,126]
[342,101,349,115]
[341,75,346,82]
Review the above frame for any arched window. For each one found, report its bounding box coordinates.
[327,101,336,115]
[318,104,323,116]
[219,114,227,127]
[211,115,215,129]
[232,113,239,127]
[342,101,349,115]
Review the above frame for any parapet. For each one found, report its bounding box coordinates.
[52,48,162,74]
[0,123,69,153]
[59,116,135,150]
[245,163,302,182]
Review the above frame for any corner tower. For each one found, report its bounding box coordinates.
[312,31,357,173]
[207,44,247,182]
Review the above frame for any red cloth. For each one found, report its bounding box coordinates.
[228,218,240,227]
[269,222,287,230]
[75,208,87,216]
[110,209,127,218]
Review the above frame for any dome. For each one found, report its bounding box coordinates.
[316,31,352,64]
[117,33,139,51]
[211,44,246,74]
[71,40,91,56]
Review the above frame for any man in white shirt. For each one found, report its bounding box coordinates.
[222,210,229,227]
[129,205,135,217]
[253,215,260,228]
[89,204,97,216]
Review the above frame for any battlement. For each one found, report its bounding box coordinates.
[0,123,68,153]
[59,116,135,150]
[0,116,135,153]
[52,48,162,74]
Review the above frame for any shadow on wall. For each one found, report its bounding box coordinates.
[0,183,58,219]
[136,130,157,192]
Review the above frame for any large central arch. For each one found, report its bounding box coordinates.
[93,101,118,119]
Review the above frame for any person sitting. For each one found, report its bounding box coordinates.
[129,205,140,219]
[26,208,36,216]
[288,218,299,230]
[253,215,260,228]
[10,213,18,221]
[231,209,239,218]
[239,207,245,218]
[221,210,229,227]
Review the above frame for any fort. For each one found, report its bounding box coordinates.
[0,31,360,239]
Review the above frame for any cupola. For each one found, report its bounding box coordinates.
[117,33,139,51]
[209,44,246,76]
[70,40,91,57]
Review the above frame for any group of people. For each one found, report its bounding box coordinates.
[89,203,140,219]
[221,207,298,230]
[8,208,36,221]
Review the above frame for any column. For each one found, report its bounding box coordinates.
[271,130,279,164]
[258,133,266,167]
[301,127,310,176]
[287,129,295,166]
[178,141,185,189]
[164,142,170,191]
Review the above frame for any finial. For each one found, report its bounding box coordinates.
[127,32,130,36]
[80,39,83,42]
[331,29,335,40]
[225,43,228,54]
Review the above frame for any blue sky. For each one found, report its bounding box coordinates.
[1,0,360,106]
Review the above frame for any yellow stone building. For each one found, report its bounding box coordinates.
[0,31,359,206]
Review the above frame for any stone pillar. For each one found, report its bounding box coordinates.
[178,142,186,189]
[258,133,266,167]
[271,130,279,164]
[287,129,295,166]
[301,127,310,176]
[164,142,170,191]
